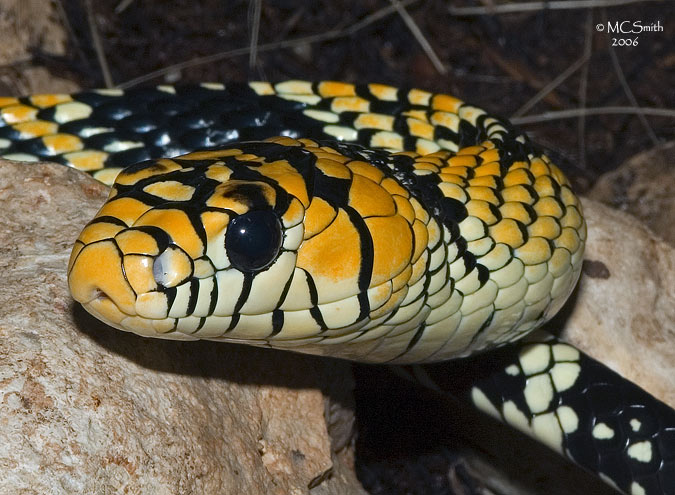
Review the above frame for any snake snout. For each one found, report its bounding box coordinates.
[68,239,137,328]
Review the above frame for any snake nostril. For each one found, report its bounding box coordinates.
[93,288,110,301]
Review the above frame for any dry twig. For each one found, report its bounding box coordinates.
[119,0,418,88]
[390,0,447,74]
[512,106,675,124]
[248,0,263,71]
[603,9,659,145]
[449,0,664,16]
[512,53,591,118]
[577,12,593,169]
[85,0,114,87]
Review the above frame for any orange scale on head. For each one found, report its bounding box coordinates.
[281,198,305,228]
[182,149,242,160]
[304,197,337,239]
[296,208,361,303]
[391,263,413,292]
[134,208,204,260]
[115,158,183,186]
[96,196,153,226]
[115,229,161,256]
[68,240,136,315]
[143,181,195,202]
[123,254,157,294]
[255,160,310,206]
[77,221,125,245]
[265,136,302,147]
[204,163,233,182]
[206,180,277,214]
[369,286,408,320]
[200,210,230,240]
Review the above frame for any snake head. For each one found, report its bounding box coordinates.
[68,137,425,360]
[68,140,311,341]
[68,136,439,364]
[68,137,585,363]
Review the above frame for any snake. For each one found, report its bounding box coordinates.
[1,80,673,494]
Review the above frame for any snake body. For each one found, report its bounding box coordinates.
[2,81,673,494]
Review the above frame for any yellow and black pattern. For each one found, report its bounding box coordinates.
[4,81,673,495]
[400,330,675,495]
[66,136,584,363]
[0,80,516,185]
[0,80,584,362]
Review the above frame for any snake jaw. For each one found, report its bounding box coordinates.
[68,238,141,332]
[67,232,174,336]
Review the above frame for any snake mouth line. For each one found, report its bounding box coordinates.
[93,289,110,303]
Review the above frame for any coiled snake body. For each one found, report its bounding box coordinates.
[2,81,673,494]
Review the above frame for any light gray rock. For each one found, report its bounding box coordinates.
[0,160,365,495]
[559,198,675,407]
[589,141,675,246]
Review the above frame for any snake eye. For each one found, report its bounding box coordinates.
[226,210,282,272]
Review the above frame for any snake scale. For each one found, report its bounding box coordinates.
[1,81,673,494]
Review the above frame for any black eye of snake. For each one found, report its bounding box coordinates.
[225,210,282,272]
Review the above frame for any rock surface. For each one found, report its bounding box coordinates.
[0,0,79,95]
[0,160,364,495]
[558,198,675,407]
[589,141,675,246]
